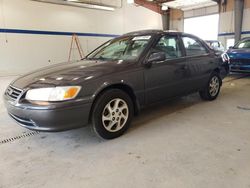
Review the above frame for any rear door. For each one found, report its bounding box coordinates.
[144,34,189,104]
[181,35,214,92]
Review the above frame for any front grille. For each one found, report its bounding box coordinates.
[5,85,23,101]
[231,59,250,65]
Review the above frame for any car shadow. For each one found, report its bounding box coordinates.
[223,72,250,82]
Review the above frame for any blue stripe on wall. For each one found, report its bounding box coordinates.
[0,28,120,38]
[218,31,250,36]
[2,28,250,38]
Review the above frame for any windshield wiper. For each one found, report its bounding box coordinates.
[84,56,108,61]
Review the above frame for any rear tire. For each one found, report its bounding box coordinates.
[91,89,134,139]
[199,72,222,101]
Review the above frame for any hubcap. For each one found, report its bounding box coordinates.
[102,98,129,132]
[209,76,220,97]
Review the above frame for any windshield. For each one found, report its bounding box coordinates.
[86,35,152,61]
[234,39,250,49]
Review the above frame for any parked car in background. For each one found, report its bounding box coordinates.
[4,30,229,139]
[226,37,250,73]
[205,40,225,52]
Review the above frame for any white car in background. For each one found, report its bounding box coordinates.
[205,40,225,52]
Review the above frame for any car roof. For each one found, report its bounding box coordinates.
[240,37,250,41]
[117,30,209,48]
[123,29,185,36]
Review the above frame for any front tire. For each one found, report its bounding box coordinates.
[199,73,222,101]
[91,89,134,139]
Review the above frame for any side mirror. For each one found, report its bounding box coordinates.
[146,52,166,64]
[229,46,233,49]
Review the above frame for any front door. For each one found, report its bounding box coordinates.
[144,34,189,104]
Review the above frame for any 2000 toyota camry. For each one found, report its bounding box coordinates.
[4,30,229,139]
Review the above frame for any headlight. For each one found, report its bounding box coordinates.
[25,86,81,101]
[221,53,230,63]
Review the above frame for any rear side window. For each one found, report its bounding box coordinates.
[182,36,207,56]
[154,36,182,59]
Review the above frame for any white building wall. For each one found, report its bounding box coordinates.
[0,0,162,76]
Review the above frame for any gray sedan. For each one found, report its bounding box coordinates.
[4,30,229,139]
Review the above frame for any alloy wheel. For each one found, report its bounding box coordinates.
[102,98,129,132]
[209,76,220,97]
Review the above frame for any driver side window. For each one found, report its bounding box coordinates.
[154,36,182,59]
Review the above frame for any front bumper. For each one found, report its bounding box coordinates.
[4,95,92,132]
[230,64,250,73]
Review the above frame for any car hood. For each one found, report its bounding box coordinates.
[12,59,132,89]
[227,48,250,59]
